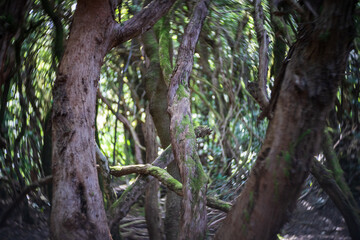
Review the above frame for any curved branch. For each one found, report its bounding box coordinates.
[107,125,212,233]
[251,0,270,110]
[109,164,232,213]
[110,0,176,48]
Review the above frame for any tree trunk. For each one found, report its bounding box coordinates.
[50,0,176,238]
[167,0,209,239]
[144,106,164,240]
[215,1,356,239]
[141,19,181,240]
[51,1,114,239]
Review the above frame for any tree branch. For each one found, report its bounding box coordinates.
[107,125,212,234]
[110,164,232,212]
[167,1,210,238]
[97,90,145,164]
[110,0,176,48]
[249,0,270,111]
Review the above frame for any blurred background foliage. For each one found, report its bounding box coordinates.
[0,0,359,221]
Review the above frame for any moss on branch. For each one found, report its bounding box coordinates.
[109,164,231,212]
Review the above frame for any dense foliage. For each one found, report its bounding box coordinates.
[0,0,359,237]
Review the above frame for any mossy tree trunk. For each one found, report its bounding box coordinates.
[141,14,183,240]
[167,0,209,239]
[215,1,356,239]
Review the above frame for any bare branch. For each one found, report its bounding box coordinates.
[110,0,176,48]
[250,0,270,110]
[97,90,145,164]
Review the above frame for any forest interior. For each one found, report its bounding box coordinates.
[1,0,360,239]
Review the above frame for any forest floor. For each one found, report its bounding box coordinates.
[0,180,353,240]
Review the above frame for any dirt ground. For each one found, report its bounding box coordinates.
[0,184,353,240]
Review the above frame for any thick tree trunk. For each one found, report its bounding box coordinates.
[51,1,114,239]
[215,1,355,239]
[167,0,209,239]
[50,0,176,239]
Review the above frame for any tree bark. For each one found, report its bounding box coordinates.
[144,106,164,240]
[50,0,176,239]
[51,1,114,239]
[107,126,211,238]
[215,1,356,239]
[141,18,181,240]
[167,0,209,239]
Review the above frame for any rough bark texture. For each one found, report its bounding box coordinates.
[51,0,176,239]
[51,1,114,239]
[144,107,164,240]
[167,1,209,239]
[141,20,181,240]
[215,1,355,239]
[252,0,270,109]
[111,0,177,48]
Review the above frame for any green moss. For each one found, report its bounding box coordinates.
[176,84,190,99]
[189,158,207,192]
[249,191,254,209]
[283,150,291,164]
[158,15,172,84]
[283,167,290,178]
[110,184,133,211]
[148,166,182,191]
[243,209,250,223]
[216,201,231,211]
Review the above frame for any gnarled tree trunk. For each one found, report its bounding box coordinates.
[167,0,209,239]
[51,0,176,239]
[51,1,114,239]
[215,1,356,239]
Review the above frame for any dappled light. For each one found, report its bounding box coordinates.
[0,0,359,240]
